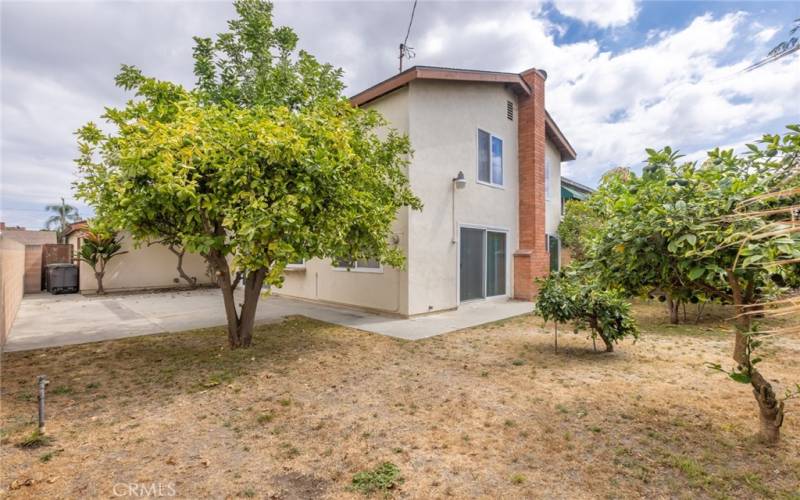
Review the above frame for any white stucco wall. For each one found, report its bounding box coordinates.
[405,80,520,315]
[277,80,564,316]
[67,232,214,293]
[544,140,563,236]
[275,87,410,315]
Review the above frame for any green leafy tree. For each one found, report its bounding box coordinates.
[533,273,578,352]
[558,199,600,262]
[584,126,799,442]
[75,0,421,348]
[586,153,726,323]
[572,285,639,353]
[685,127,800,444]
[534,272,639,353]
[44,198,80,243]
[78,225,127,295]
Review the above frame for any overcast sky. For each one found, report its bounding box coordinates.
[2,0,799,229]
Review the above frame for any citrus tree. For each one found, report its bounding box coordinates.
[534,272,639,353]
[533,273,577,352]
[685,127,800,443]
[583,126,799,442]
[558,199,600,263]
[75,0,421,348]
[585,156,715,323]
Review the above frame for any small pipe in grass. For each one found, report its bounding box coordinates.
[37,375,49,434]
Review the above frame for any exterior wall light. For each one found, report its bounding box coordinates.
[453,171,467,189]
[452,171,467,243]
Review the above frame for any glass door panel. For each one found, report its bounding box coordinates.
[459,227,485,301]
[486,231,506,296]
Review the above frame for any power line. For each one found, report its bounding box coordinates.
[399,0,419,72]
[742,45,799,73]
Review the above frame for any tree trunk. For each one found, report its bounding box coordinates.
[694,302,706,324]
[667,296,680,324]
[590,318,614,352]
[206,250,266,349]
[751,369,784,444]
[598,329,614,352]
[95,271,105,295]
[231,271,244,291]
[167,245,195,288]
[726,270,784,444]
[554,322,558,354]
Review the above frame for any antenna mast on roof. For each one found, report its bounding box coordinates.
[399,0,418,72]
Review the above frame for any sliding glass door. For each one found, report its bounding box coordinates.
[459,227,507,302]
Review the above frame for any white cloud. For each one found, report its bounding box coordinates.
[552,0,638,28]
[546,12,800,181]
[753,26,779,44]
[2,2,799,228]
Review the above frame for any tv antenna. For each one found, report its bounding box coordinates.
[399,0,418,72]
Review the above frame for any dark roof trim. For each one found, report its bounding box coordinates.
[561,176,595,195]
[349,65,575,162]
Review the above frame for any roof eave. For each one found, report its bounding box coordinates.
[350,66,532,107]
[545,111,577,162]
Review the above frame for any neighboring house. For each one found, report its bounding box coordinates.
[64,222,214,294]
[559,177,596,268]
[277,65,576,316]
[561,176,595,210]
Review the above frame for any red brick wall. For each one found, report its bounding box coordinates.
[513,69,550,300]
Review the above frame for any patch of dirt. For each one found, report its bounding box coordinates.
[1,301,798,498]
[271,472,330,499]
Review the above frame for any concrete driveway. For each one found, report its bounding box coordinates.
[4,289,533,352]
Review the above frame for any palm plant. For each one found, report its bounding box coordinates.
[79,227,127,295]
[44,198,81,242]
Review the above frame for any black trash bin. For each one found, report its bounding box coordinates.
[45,263,79,294]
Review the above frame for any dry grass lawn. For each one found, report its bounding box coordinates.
[1,301,799,499]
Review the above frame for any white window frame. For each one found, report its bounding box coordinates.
[476,129,504,188]
[285,259,306,270]
[332,258,384,274]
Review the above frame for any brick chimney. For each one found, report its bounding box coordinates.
[513,68,550,300]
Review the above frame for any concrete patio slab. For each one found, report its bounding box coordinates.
[3,289,533,352]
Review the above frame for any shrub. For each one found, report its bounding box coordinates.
[351,462,403,495]
[534,273,638,352]
[574,286,639,352]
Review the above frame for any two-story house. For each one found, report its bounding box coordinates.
[277,66,576,316]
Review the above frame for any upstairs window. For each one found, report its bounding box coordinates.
[478,129,503,186]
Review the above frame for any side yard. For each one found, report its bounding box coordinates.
[1,302,798,498]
